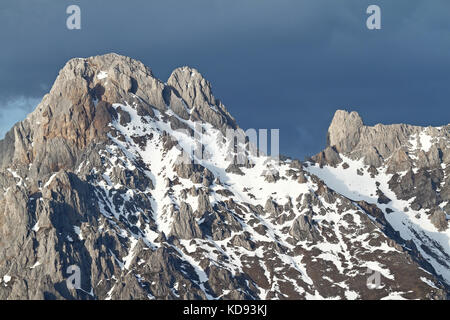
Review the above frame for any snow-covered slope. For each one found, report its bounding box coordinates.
[0,54,448,300]
[307,110,450,290]
[306,154,450,284]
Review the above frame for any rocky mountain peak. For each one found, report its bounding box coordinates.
[30,53,235,133]
[166,66,236,130]
[0,55,448,300]
[327,110,364,154]
[167,66,214,111]
[0,53,237,174]
[325,109,449,169]
[309,108,449,267]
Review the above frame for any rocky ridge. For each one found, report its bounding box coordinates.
[0,54,448,300]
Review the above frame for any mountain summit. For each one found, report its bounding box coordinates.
[0,54,448,300]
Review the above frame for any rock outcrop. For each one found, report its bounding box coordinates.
[307,109,449,298]
[0,54,448,300]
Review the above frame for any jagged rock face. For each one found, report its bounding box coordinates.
[0,54,448,300]
[308,109,450,297]
[326,110,449,170]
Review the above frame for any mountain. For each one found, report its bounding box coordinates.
[0,53,448,300]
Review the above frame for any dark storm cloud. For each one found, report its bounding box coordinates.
[1,0,450,158]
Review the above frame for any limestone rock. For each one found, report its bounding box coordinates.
[0,55,448,301]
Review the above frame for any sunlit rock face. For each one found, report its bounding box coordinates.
[0,54,448,300]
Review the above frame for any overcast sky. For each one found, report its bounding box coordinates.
[1,0,450,159]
